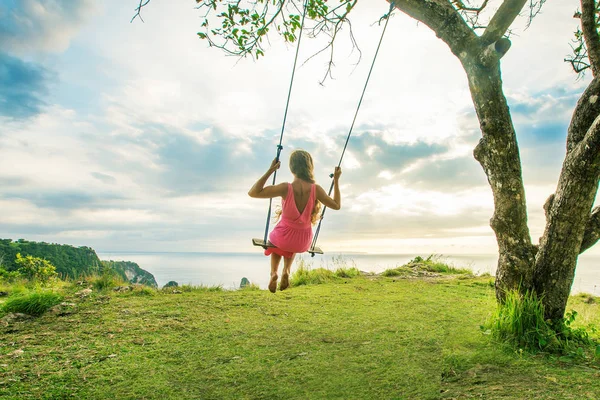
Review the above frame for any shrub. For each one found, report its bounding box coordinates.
[0,267,21,283]
[15,253,58,284]
[3,291,63,316]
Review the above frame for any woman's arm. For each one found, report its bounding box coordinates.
[248,159,288,199]
[316,167,342,210]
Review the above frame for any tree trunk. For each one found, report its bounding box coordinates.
[460,50,537,301]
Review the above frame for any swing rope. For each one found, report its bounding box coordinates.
[309,2,395,256]
[263,0,310,246]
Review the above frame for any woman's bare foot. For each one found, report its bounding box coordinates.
[268,274,278,293]
[279,274,290,291]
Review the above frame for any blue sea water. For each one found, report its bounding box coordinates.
[97,251,600,296]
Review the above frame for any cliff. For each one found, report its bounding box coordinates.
[101,260,158,288]
[0,239,157,287]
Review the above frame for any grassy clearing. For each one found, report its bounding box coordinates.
[0,271,598,399]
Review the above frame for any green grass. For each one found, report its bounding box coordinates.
[381,266,414,277]
[485,290,597,357]
[485,290,550,349]
[174,284,223,293]
[239,282,261,291]
[289,261,361,287]
[89,273,128,291]
[383,255,473,277]
[2,291,63,316]
[0,274,598,399]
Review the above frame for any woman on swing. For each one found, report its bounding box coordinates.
[249,150,342,293]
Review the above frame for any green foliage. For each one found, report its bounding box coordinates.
[15,253,58,284]
[0,266,21,283]
[0,239,156,288]
[2,291,63,316]
[0,238,101,279]
[193,0,357,59]
[483,290,596,356]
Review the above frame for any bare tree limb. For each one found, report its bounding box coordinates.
[480,0,528,46]
[526,0,547,27]
[131,0,150,23]
[580,0,600,76]
[303,0,360,84]
[564,36,591,76]
[580,206,600,253]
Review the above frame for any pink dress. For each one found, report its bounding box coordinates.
[265,183,316,258]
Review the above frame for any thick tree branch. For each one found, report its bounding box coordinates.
[479,37,512,67]
[480,0,528,46]
[580,0,600,77]
[570,111,600,165]
[567,77,600,152]
[534,112,600,320]
[580,206,600,253]
[388,0,478,57]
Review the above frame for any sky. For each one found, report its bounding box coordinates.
[0,0,596,255]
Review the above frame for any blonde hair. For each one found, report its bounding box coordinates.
[275,150,322,225]
[289,150,315,183]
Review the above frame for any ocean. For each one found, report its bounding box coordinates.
[97,251,600,296]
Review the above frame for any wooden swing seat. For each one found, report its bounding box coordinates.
[252,238,323,255]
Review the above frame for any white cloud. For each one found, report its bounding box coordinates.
[0,0,99,54]
[350,184,493,217]
[378,170,394,180]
